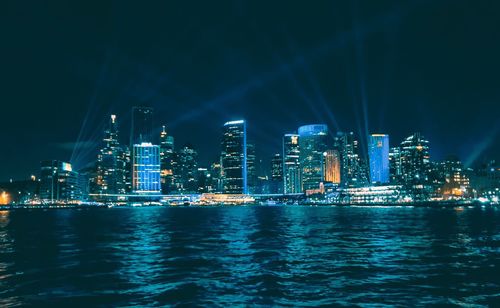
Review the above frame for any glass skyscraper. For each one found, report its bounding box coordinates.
[159,125,175,194]
[368,134,390,184]
[283,134,301,194]
[221,120,247,194]
[298,124,328,192]
[400,133,431,185]
[324,149,341,184]
[97,115,127,194]
[40,161,81,202]
[132,143,161,193]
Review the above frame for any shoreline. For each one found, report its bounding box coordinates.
[0,200,496,211]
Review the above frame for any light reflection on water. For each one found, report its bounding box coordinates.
[0,206,499,306]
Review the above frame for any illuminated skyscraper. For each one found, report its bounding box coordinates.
[324,149,341,184]
[159,125,175,194]
[175,145,198,193]
[336,132,368,187]
[389,146,402,184]
[368,134,390,184]
[40,161,81,202]
[400,133,431,184]
[283,133,301,194]
[96,115,127,194]
[132,143,161,193]
[131,106,154,145]
[298,125,328,192]
[246,142,257,194]
[270,153,284,194]
[221,120,247,194]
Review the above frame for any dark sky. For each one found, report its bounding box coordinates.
[1,0,499,181]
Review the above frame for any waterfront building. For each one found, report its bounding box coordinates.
[324,149,341,184]
[96,115,127,195]
[400,133,431,184]
[221,120,247,194]
[336,185,407,204]
[159,125,175,194]
[270,153,284,194]
[210,161,223,193]
[175,145,198,193]
[389,146,403,184]
[132,143,161,193]
[437,156,470,198]
[283,133,301,194]
[336,132,368,187]
[298,125,328,192]
[196,167,214,193]
[368,134,390,184]
[40,161,81,202]
[246,142,257,194]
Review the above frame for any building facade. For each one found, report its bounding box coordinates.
[40,161,81,202]
[298,125,328,192]
[324,149,341,184]
[132,143,161,193]
[283,133,301,194]
[221,120,247,194]
[159,125,175,194]
[368,134,390,184]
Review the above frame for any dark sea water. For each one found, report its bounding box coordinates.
[0,206,500,307]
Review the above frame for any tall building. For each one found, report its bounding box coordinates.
[246,142,257,194]
[40,161,81,202]
[368,134,390,184]
[132,143,161,193]
[400,133,431,185]
[159,125,175,194]
[210,161,223,193]
[96,115,127,194]
[283,133,301,194]
[336,132,368,187]
[175,145,198,193]
[270,153,284,194]
[131,106,154,146]
[324,149,341,184]
[298,124,328,192]
[221,120,247,194]
[389,146,402,184]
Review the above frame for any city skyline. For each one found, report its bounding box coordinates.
[1,1,500,181]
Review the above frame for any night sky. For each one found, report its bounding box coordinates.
[1,0,499,181]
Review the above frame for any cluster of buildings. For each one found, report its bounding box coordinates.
[0,106,499,206]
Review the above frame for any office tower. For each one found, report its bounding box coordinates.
[271,153,283,181]
[270,153,284,194]
[221,120,247,194]
[132,143,161,193]
[123,146,132,192]
[324,149,341,184]
[159,125,175,194]
[246,142,257,194]
[336,132,368,187]
[389,146,402,184]
[96,115,127,194]
[298,124,328,192]
[283,133,301,194]
[40,161,81,202]
[437,156,470,197]
[176,145,198,193]
[400,133,431,184]
[368,134,390,184]
[196,167,214,193]
[210,161,223,192]
[131,106,154,145]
